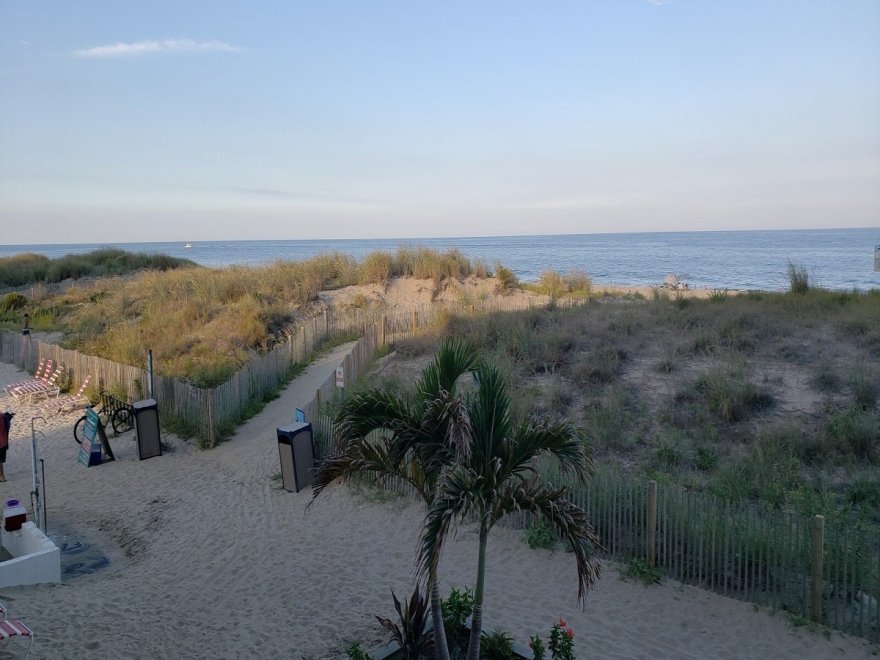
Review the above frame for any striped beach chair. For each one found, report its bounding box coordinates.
[12,365,65,403]
[3,358,49,397]
[0,606,34,659]
[43,374,92,416]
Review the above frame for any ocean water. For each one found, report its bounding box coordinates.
[1,228,878,291]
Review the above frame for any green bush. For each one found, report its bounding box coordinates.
[495,263,519,294]
[480,629,516,660]
[847,366,879,410]
[0,292,27,312]
[525,518,556,550]
[621,557,664,585]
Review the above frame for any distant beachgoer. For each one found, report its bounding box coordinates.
[21,313,30,336]
[0,411,13,482]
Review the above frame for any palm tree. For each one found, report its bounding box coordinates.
[417,364,602,660]
[311,338,478,660]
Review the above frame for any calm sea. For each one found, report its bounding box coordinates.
[1,228,878,291]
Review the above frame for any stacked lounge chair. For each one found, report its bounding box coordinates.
[3,359,49,397]
[9,364,64,404]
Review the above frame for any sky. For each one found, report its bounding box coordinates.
[1,1,879,244]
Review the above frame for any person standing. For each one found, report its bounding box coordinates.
[21,313,30,336]
[0,411,13,482]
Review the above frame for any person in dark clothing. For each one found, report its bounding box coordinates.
[21,313,30,336]
[0,411,13,482]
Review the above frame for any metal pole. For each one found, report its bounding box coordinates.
[147,349,154,398]
[30,416,46,533]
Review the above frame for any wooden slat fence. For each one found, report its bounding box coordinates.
[308,412,880,643]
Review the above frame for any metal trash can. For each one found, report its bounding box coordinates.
[276,422,314,493]
[133,398,162,460]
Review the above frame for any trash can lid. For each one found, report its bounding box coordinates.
[133,398,158,410]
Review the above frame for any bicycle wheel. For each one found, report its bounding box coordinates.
[73,415,87,445]
[112,407,134,435]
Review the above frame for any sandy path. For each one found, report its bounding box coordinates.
[0,350,875,659]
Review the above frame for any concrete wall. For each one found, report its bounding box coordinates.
[0,522,61,587]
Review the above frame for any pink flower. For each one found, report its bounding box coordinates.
[559,617,567,627]
[565,626,574,639]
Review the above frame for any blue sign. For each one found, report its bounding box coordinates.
[295,408,306,423]
[77,407,103,467]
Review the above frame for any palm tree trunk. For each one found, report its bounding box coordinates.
[466,520,489,660]
[431,571,451,660]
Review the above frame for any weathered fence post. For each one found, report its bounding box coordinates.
[411,310,418,336]
[381,316,387,346]
[146,349,154,398]
[206,389,215,449]
[811,514,825,622]
[647,480,658,567]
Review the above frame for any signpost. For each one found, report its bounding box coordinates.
[874,245,879,272]
[335,365,344,389]
[77,407,103,467]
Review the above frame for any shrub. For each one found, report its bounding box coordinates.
[787,261,811,294]
[621,557,664,586]
[375,587,433,660]
[525,518,556,550]
[495,264,519,294]
[481,629,516,660]
[441,586,474,650]
[548,618,575,660]
[824,406,879,463]
[694,444,718,472]
[346,642,372,660]
[529,634,547,660]
[0,292,27,312]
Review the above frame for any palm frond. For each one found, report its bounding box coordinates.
[416,337,478,400]
[506,419,592,485]
[333,388,413,445]
[311,435,430,502]
[468,365,512,471]
[491,480,602,603]
[417,466,483,582]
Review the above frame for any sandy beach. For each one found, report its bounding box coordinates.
[0,352,874,660]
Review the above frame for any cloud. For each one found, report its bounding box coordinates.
[73,39,242,59]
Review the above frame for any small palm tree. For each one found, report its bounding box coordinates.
[311,338,478,660]
[418,364,601,660]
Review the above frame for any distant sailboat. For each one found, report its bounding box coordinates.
[184,243,193,249]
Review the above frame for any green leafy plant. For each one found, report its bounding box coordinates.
[376,586,434,660]
[525,518,556,550]
[480,629,516,659]
[529,634,546,660]
[346,641,372,660]
[787,261,811,294]
[548,618,575,660]
[621,557,664,586]
[441,586,474,650]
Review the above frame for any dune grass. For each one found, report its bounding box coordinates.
[0,248,196,289]
[2,246,502,387]
[370,287,880,522]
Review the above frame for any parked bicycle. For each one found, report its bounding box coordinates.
[73,390,134,445]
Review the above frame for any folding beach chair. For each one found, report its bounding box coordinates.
[12,365,64,403]
[43,374,92,416]
[0,604,34,659]
[3,359,49,397]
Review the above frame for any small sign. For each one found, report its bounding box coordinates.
[875,245,880,272]
[335,365,344,389]
[294,408,306,423]
[77,407,103,467]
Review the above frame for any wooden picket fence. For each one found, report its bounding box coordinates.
[0,294,586,447]
[308,414,880,642]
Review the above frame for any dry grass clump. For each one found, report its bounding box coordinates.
[528,269,592,299]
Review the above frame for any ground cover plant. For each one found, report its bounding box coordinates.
[366,288,880,523]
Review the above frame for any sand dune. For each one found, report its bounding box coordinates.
[0,353,873,659]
